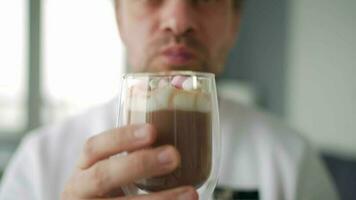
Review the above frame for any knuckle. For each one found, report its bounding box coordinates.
[61,179,76,200]
[60,188,78,200]
[83,136,96,159]
[90,164,108,193]
[60,188,71,200]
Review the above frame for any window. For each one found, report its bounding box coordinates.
[0,0,27,178]
[0,0,125,175]
[42,0,125,123]
[0,0,27,135]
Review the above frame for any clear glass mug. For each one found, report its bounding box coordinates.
[117,71,221,199]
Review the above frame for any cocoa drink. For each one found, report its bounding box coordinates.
[124,75,212,191]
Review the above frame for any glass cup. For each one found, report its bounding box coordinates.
[117,71,221,199]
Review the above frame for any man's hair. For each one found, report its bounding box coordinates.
[113,0,244,9]
[233,0,244,10]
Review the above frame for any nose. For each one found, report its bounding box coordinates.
[159,0,197,36]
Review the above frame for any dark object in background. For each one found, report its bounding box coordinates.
[322,153,356,200]
[214,187,259,200]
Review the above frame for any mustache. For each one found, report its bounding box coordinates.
[156,34,206,51]
[146,33,208,60]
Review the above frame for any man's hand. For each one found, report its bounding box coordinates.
[61,124,198,200]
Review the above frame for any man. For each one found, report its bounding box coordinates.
[0,0,338,199]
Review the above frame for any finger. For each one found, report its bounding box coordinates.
[92,186,198,200]
[75,145,181,198]
[78,124,157,169]
[120,186,198,200]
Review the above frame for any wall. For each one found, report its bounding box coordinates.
[222,0,288,116]
[287,0,356,157]
[224,0,356,157]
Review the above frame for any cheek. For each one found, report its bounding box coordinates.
[203,17,234,57]
[120,3,162,71]
[126,33,145,69]
[199,6,234,46]
[200,13,236,73]
[123,18,155,70]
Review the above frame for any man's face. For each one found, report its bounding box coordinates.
[116,0,241,74]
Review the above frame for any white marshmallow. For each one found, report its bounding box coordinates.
[128,82,212,112]
[173,91,196,111]
[127,95,148,112]
[171,76,187,88]
[182,77,194,90]
[152,86,174,109]
[196,93,211,112]
[158,78,170,88]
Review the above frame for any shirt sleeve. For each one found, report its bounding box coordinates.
[0,135,41,200]
[296,144,340,200]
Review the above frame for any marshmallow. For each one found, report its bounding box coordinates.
[173,91,196,111]
[152,85,174,109]
[130,81,149,97]
[182,77,194,90]
[127,76,212,112]
[158,78,170,88]
[182,77,202,91]
[171,76,187,88]
[149,78,160,90]
[126,95,147,112]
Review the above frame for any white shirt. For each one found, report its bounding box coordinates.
[0,97,338,200]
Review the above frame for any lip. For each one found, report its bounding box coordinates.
[161,46,197,66]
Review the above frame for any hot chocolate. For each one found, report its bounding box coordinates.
[124,76,213,191]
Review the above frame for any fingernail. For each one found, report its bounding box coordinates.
[178,191,195,200]
[134,126,148,139]
[158,147,173,165]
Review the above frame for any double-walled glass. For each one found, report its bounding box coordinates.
[117,71,221,199]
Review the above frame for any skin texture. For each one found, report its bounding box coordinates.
[116,0,241,74]
[62,0,242,199]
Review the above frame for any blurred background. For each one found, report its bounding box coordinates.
[0,0,355,199]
